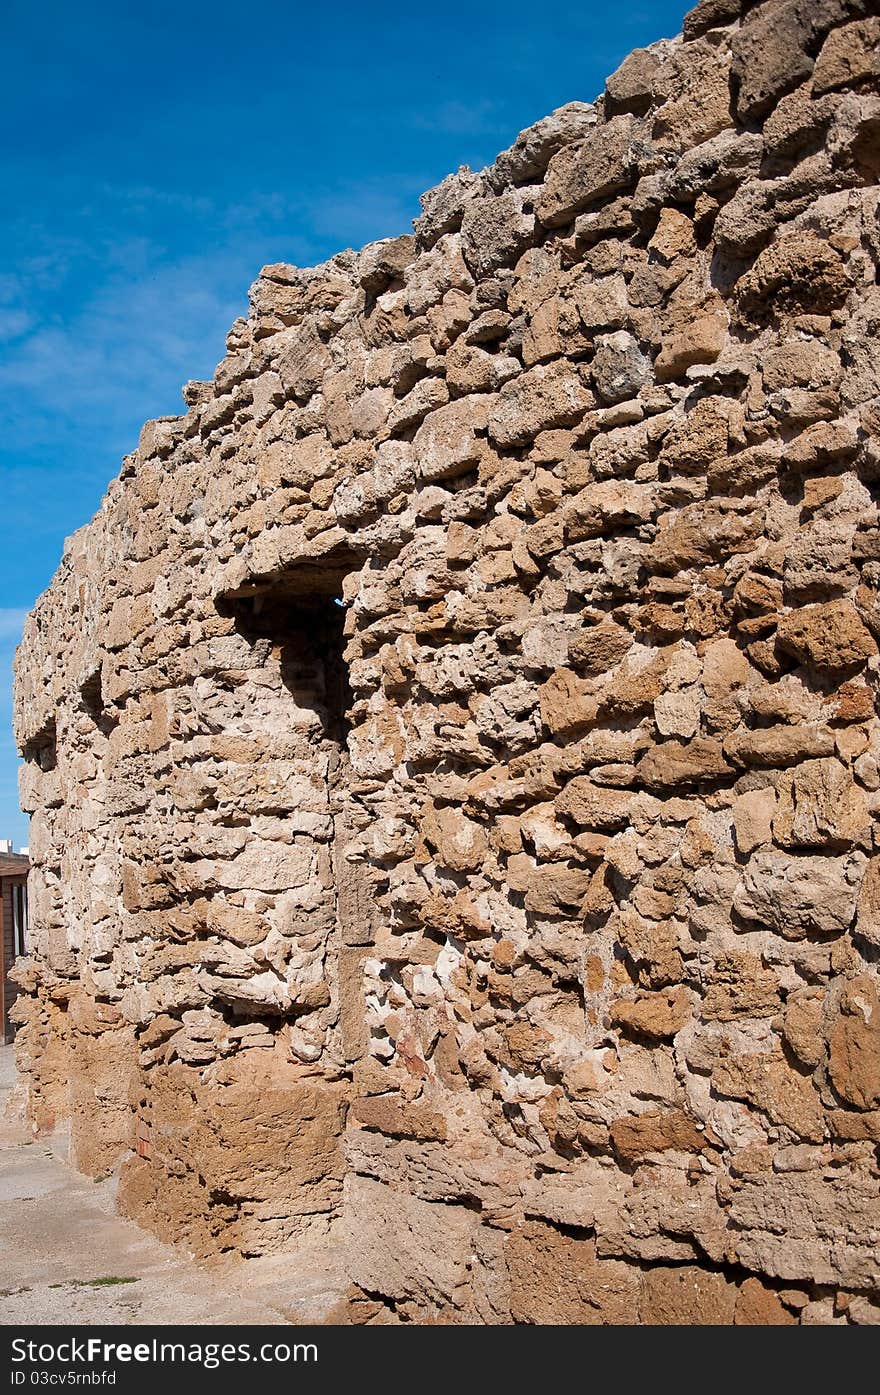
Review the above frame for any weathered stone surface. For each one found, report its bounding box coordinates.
[828,976,880,1110]
[610,1107,708,1163]
[421,802,488,872]
[683,0,742,41]
[487,361,591,447]
[856,857,880,949]
[652,37,735,150]
[413,396,493,481]
[735,231,852,324]
[724,726,834,768]
[506,1221,639,1324]
[637,738,733,789]
[727,1171,880,1289]
[11,0,880,1327]
[461,192,536,280]
[568,620,632,674]
[773,758,870,849]
[610,987,691,1040]
[344,1176,479,1314]
[536,115,640,227]
[813,18,880,95]
[555,777,633,830]
[702,952,781,1021]
[732,788,777,855]
[120,1058,349,1258]
[538,668,599,738]
[592,331,652,403]
[649,500,761,572]
[734,850,862,938]
[730,0,845,122]
[640,1266,737,1325]
[606,46,667,116]
[491,102,598,189]
[414,168,482,248]
[777,600,877,674]
[713,1048,825,1140]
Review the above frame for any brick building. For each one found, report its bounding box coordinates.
[0,849,29,1043]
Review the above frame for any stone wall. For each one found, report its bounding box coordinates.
[12,0,880,1323]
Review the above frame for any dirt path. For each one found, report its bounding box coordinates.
[0,1048,348,1325]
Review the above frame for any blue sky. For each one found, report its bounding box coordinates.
[0,0,686,847]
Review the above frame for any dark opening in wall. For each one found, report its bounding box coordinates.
[279,596,352,745]
[23,717,57,772]
[80,667,118,736]
[225,586,354,743]
[217,541,362,740]
[217,550,372,970]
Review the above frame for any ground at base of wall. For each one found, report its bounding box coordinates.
[0,1048,358,1326]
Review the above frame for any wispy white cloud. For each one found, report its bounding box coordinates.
[0,169,428,472]
[0,307,33,341]
[300,176,422,248]
[412,98,501,138]
[99,183,215,218]
[0,609,28,644]
[0,273,23,303]
[0,236,252,457]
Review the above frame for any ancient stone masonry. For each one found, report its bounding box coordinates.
[11,0,880,1324]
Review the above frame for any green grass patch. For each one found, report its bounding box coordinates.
[48,1276,139,1289]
